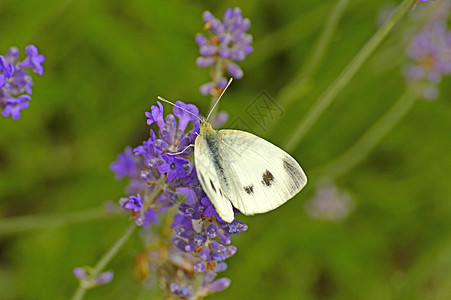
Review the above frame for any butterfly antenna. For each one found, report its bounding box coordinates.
[157,96,203,122]
[206,78,233,122]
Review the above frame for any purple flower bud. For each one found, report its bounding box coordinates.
[207,278,231,292]
[194,261,206,272]
[215,262,228,272]
[226,61,244,79]
[170,283,194,298]
[211,111,228,128]
[200,45,217,56]
[210,241,226,253]
[6,47,19,63]
[185,241,197,252]
[224,245,237,258]
[195,34,208,46]
[199,82,215,95]
[206,224,218,238]
[218,229,231,244]
[223,220,248,235]
[202,270,217,285]
[200,246,210,260]
[95,271,114,285]
[73,267,87,280]
[196,56,215,67]
[211,252,226,262]
[203,11,216,23]
[194,233,207,246]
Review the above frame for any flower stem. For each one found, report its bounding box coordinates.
[0,208,121,237]
[71,222,137,300]
[315,88,417,178]
[284,0,415,152]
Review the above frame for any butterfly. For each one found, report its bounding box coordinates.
[158,80,307,223]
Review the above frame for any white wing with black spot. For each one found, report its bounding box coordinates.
[216,129,307,216]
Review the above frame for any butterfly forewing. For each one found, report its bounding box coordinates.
[194,134,235,222]
[216,130,307,216]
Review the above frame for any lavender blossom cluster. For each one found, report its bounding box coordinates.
[404,3,451,100]
[196,7,253,96]
[0,45,45,120]
[110,102,247,298]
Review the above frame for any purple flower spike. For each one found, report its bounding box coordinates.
[0,45,45,120]
[22,45,45,75]
[404,20,451,99]
[196,7,253,95]
[1,95,31,120]
[111,97,247,298]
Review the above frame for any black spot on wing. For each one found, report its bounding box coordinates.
[262,170,275,186]
[210,179,217,193]
[244,185,254,194]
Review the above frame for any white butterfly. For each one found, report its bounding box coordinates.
[194,119,307,223]
[158,80,307,223]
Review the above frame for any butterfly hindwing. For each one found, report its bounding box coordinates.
[216,129,307,216]
[194,134,235,222]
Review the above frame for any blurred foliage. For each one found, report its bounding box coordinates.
[0,0,450,299]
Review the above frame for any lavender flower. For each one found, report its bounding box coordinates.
[111,101,247,298]
[305,181,354,223]
[196,7,253,96]
[0,45,45,120]
[403,19,451,100]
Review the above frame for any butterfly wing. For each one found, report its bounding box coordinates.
[216,129,307,216]
[194,134,235,222]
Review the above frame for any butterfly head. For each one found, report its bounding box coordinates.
[199,117,216,137]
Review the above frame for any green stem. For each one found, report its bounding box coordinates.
[0,208,121,237]
[315,88,417,179]
[277,0,350,108]
[284,0,415,152]
[71,179,166,299]
[71,222,137,300]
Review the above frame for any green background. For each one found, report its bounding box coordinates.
[1,0,450,299]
